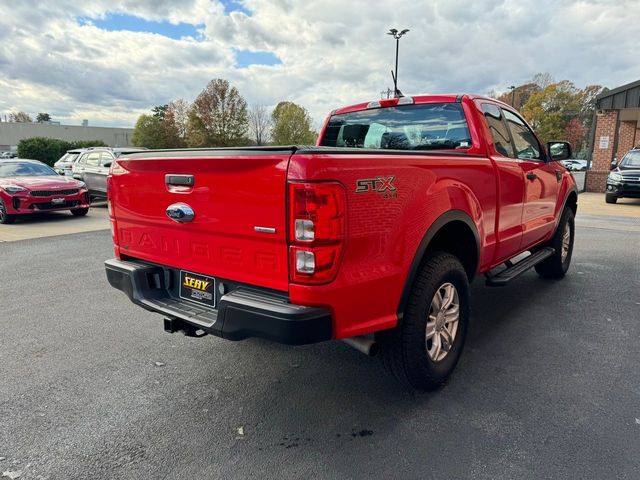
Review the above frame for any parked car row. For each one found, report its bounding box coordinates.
[0,158,90,224]
[54,146,146,199]
[0,146,148,224]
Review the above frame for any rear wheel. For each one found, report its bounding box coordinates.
[71,207,89,217]
[605,193,618,204]
[0,199,16,224]
[377,252,470,391]
[535,207,574,279]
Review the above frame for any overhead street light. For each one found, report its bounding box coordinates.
[387,28,409,98]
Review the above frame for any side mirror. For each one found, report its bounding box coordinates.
[610,160,618,170]
[102,162,112,168]
[547,141,572,161]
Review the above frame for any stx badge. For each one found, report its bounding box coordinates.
[355,176,397,198]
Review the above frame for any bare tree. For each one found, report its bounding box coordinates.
[531,72,554,90]
[248,104,271,145]
[164,99,190,148]
[9,111,32,122]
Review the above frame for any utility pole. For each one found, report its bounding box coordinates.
[387,28,409,98]
[380,88,393,99]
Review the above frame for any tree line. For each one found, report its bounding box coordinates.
[490,73,607,158]
[131,78,318,149]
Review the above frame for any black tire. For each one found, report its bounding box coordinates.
[377,252,470,391]
[605,194,618,204]
[534,208,574,279]
[0,199,16,224]
[71,207,89,217]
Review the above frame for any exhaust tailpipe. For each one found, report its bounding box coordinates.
[342,336,379,357]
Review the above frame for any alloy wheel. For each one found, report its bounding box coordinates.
[426,282,460,362]
[561,222,571,262]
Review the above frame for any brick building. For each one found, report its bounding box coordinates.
[587,80,640,192]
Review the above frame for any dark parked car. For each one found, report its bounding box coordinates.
[53,148,86,175]
[72,147,146,199]
[0,159,90,224]
[606,149,640,203]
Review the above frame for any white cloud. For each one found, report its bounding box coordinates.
[0,0,638,127]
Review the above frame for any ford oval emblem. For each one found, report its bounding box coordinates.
[166,203,195,223]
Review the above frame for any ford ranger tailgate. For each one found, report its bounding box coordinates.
[109,148,293,292]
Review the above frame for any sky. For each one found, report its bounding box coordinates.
[0,0,638,128]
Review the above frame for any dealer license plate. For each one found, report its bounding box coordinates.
[51,197,65,204]
[179,270,216,308]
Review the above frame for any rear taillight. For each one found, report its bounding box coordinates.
[288,182,346,284]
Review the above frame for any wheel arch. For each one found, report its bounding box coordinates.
[397,210,480,320]
[564,188,578,216]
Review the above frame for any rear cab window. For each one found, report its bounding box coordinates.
[320,103,472,151]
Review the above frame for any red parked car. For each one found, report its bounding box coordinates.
[105,94,577,390]
[0,159,90,224]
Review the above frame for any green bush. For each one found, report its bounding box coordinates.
[17,137,107,166]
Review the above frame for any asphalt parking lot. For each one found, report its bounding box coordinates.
[1,204,639,479]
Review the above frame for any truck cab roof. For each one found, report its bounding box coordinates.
[332,93,510,116]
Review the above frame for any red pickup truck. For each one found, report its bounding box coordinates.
[105,94,577,390]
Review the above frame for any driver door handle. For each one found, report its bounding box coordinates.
[526,172,538,181]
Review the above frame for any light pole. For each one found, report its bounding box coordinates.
[509,85,516,107]
[387,28,409,98]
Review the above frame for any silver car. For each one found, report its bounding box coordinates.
[72,147,146,199]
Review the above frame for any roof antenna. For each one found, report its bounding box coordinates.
[391,71,403,98]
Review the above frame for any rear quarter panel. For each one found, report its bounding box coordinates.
[288,152,497,338]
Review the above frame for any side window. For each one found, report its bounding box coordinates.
[77,154,87,166]
[85,152,101,167]
[100,152,113,166]
[481,103,514,158]
[503,110,541,160]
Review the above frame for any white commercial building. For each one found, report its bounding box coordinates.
[0,122,134,151]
